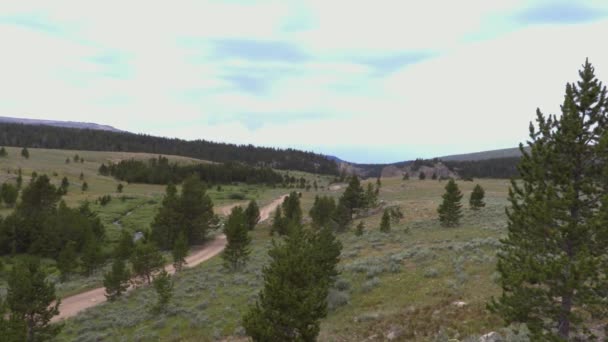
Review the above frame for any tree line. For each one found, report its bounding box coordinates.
[99,156,284,185]
[0,123,339,175]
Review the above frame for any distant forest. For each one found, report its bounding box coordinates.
[100,156,284,185]
[443,157,521,179]
[0,123,339,175]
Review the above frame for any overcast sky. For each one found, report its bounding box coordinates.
[1,1,608,163]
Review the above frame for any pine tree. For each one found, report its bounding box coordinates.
[130,241,164,285]
[355,221,365,236]
[282,191,302,224]
[365,183,378,208]
[380,209,391,232]
[79,172,84,181]
[7,257,61,341]
[172,232,188,272]
[117,183,123,193]
[437,179,463,227]
[152,270,173,313]
[340,176,365,212]
[403,173,409,180]
[65,158,70,164]
[81,181,88,191]
[488,60,608,340]
[114,230,135,260]
[469,184,486,210]
[309,195,336,229]
[222,206,251,271]
[21,147,29,159]
[103,258,131,301]
[0,183,18,207]
[243,225,340,341]
[16,168,22,189]
[0,147,7,157]
[432,172,438,180]
[57,240,78,281]
[332,201,352,232]
[270,207,286,236]
[81,237,103,276]
[244,200,261,230]
[59,176,69,195]
[419,171,426,180]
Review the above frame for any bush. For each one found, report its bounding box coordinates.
[424,268,440,278]
[361,277,380,292]
[228,192,246,200]
[327,289,349,311]
[334,278,351,291]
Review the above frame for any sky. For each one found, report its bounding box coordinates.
[1,1,608,163]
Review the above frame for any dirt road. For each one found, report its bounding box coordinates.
[54,194,286,321]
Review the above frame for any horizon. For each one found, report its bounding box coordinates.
[2,1,608,163]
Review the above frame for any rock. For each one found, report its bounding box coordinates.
[479,331,502,342]
[452,300,467,308]
[385,326,403,340]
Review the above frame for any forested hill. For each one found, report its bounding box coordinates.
[0,123,339,175]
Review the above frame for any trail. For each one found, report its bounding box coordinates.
[54,194,287,321]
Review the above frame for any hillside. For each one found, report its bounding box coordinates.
[0,122,339,175]
[438,147,526,161]
[0,116,123,132]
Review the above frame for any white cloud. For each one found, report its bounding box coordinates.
[1,1,608,163]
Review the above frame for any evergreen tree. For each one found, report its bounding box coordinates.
[419,171,426,180]
[103,258,131,301]
[244,200,261,230]
[432,172,438,180]
[176,176,214,244]
[150,183,180,249]
[332,201,352,232]
[16,168,22,189]
[57,240,78,281]
[403,173,409,180]
[65,158,70,164]
[309,196,336,229]
[0,183,18,207]
[380,209,391,232]
[21,147,29,159]
[488,60,608,340]
[80,237,103,276]
[469,184,486,210]
[7,258,61,341]
[152,270,173,313]
[114,230,135,260]
[59,177,69,195]
[130,241,164,285]
[81,181,88,191]
[364,183,378,208]
[117,183,123,193]
[0,296,26,341]
[270,207,287,236]
[282,191,302,225]
[355,221,365,236]
[243,225,340,341]
[171,232,188,272]
[437,179,463,227]
[79,172,84,181]
[340,176,365,212]
[222,206,251,271]
[389,207,404,224]
[0,147,7,157]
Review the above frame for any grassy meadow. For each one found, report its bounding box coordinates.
[53,176,519,341]
[0,146,333,299]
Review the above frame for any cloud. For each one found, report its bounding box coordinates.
[354,52,436,76]
[515,1,608,25]
[211,39,310,62]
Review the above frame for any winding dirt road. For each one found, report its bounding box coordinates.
[54,194,287,321]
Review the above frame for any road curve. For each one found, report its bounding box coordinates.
[53,194,287,321]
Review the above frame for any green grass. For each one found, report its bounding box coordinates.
[53,177,516,341]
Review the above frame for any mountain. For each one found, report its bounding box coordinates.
[0,116,123,132]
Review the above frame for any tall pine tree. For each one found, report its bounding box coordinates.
[437,179,463,227]
[488,60,608,340]
[469,184,486,210]
[222,206,251,271]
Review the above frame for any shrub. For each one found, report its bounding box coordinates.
[327,289,349,311]
[361,277,380,292]
[424,268,440,278]
[334,278,351,291]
